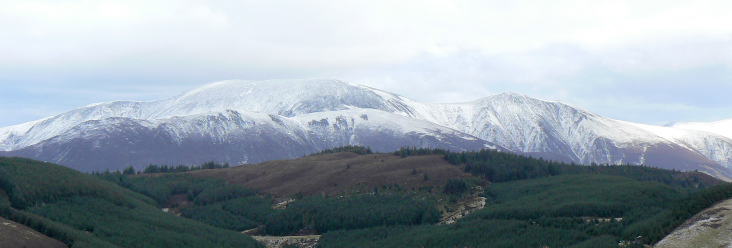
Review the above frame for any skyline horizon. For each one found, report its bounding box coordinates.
[2,77,730,128]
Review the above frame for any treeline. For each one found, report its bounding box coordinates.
[141,161,230,174]
[94,161,231,175]
[395,147,712,188]
[109,146,373,175]
[311,145,373,156]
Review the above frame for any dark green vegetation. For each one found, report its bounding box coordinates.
[3,145,731,247]
[100,172,440,236]
[100,172,274,232]
[0,157,263,248]
[107,147,728,247]
[318,174,732,247]
[631,181,732,243]
[311,145,373,156]
[114,160,231,175]
[263,194,440,235]
[315,147,727,247]
[100,172,258,207]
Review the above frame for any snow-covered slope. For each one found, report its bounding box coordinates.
[0,79,413,151]
[409,93,669,162]
[153,79,416,118]
[0,79,494,171]
[1,79,731,179]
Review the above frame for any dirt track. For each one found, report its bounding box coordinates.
[252,235,320,248]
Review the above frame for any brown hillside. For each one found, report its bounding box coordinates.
[0,216,68,248]
[189,152,485,197]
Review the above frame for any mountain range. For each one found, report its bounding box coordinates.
[2,79,731,180]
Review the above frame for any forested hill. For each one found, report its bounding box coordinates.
[3,147,732,247]
[160,146,727,247]
[0,156,263,248]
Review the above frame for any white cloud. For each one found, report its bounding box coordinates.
[339,37,732,125]
[1,0,732,126]
[4,0,731,67]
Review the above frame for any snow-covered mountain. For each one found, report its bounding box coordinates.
[1,79,731,180]
[405,93,732,180]
[0,79,494,172]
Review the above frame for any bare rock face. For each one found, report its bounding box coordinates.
[655,198,732,248]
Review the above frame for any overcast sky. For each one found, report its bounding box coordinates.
[1,0,731,127]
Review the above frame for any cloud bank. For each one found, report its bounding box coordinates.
[1,0,731,126]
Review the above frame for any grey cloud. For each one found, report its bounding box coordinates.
[341,40,732,125]
[2,1,732,127]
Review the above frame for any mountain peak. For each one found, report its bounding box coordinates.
[474,92,559,108]
[488,92,568,104]
[497,92,527,97]
[156,78,414,119]
[3,78,732,180]
[175,78,352,101]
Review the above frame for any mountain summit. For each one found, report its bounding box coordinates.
[2,79,731,179]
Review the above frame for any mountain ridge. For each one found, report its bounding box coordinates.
[2,79,731,179]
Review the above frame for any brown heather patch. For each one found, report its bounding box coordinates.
[672,171,725,187]
[188,152,485,197]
